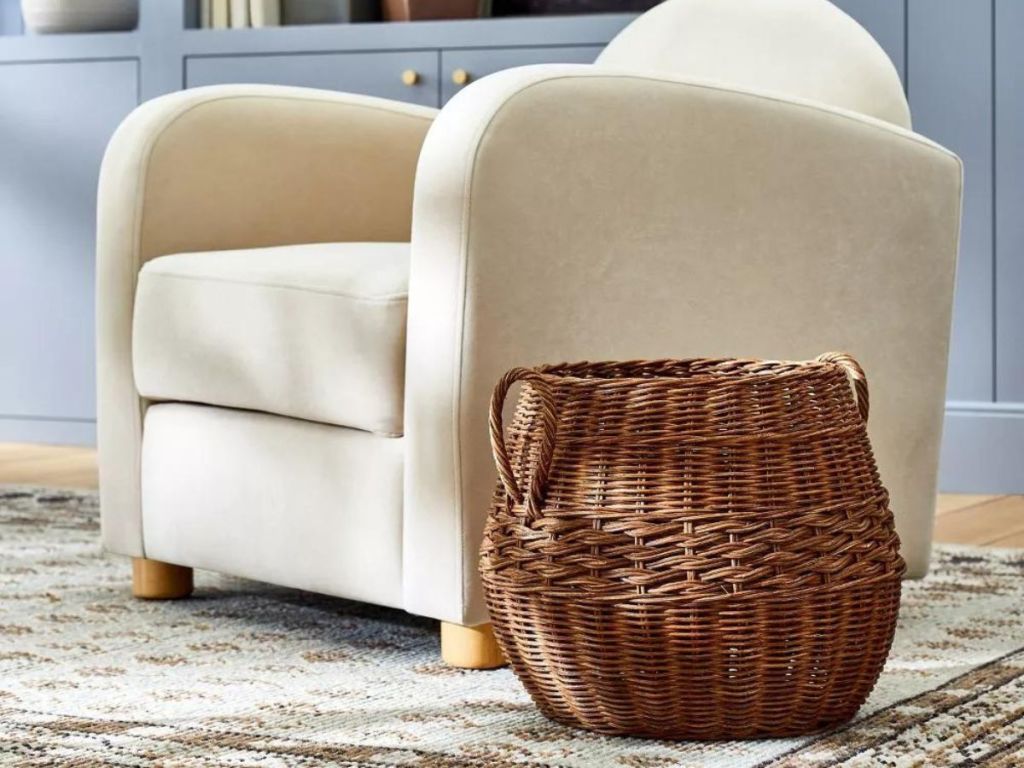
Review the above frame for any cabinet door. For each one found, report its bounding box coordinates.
[0,59,138,441]
[187,51,440,107]
[442,46,602,104]
[908,0,994,402]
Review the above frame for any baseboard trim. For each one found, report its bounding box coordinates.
[0,415,96,446]
[940,402,1024,493]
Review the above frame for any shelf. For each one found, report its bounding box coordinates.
[182,14,634,55]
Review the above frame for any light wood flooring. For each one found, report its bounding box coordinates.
[0,443,98,490]
[0,443,1021,547]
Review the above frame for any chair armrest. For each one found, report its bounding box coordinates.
[403,65,961,625]
[97,84,435,556]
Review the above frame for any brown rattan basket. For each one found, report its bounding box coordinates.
[480,354,905,740]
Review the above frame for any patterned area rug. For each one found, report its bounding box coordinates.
[1,487,1022,767]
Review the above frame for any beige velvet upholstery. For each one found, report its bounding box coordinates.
[134,243,409,435]
[142,404,404,607]
[97,0,961,630]
[598,0,910,129]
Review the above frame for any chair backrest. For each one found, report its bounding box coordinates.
[597,0,910,128]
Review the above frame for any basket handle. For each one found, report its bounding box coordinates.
[817,352,869,423]
[488,368,559,520]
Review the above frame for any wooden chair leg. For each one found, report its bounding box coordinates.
[132,558,193,599]
[440,621,506,669]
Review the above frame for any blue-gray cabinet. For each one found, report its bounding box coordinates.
[936,0,1024,493]
[0,59,137,444]
[187,50,442,106]
[995,0,1024,404]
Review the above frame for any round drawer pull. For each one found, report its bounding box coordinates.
[401,69,420,86]
[451,68,471,86]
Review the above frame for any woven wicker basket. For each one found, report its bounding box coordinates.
[480,354,905,740]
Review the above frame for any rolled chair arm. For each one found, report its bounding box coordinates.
[402,64,961,625]
[97,84,436,556]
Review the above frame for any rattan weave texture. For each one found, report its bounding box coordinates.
[480,354,905,739]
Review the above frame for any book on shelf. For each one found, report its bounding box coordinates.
[198,0,281,28]
[230,0,250,27]
[251,0,282,27]
[211,0,229,28]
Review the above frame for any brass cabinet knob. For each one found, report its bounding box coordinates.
[401,69,420,86]
[451,68,470,86]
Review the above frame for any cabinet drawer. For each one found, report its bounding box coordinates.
[442,45,602,103]
[186,51,440,107]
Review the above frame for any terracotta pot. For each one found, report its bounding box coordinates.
[383,0,481,21]
[21,0,138,33]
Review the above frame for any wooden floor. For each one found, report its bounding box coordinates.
[0,442,98,490]
[0,443,1021,547]
[934,494,1024,547]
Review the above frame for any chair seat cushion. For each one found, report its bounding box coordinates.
[133,242,409,436]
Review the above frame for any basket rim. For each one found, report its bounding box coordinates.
[533,356,848,386]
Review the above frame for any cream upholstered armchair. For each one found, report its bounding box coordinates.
[97,0,961,668]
